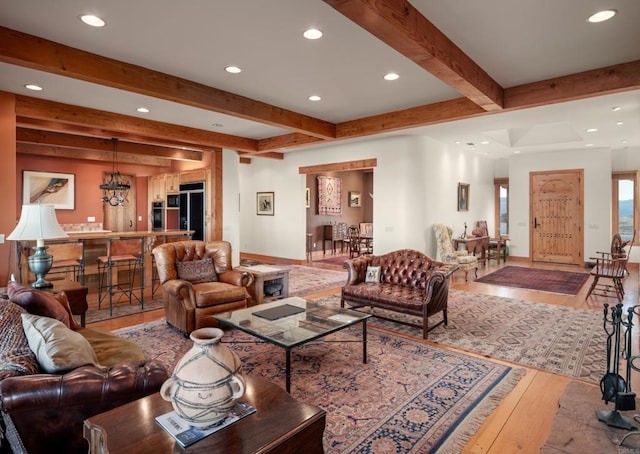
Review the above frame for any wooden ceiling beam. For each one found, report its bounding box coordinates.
[17,143,172,167]
[17,128,203,161]
[324,0,504,112]
[15,95,259,152]
[0,26,336,139]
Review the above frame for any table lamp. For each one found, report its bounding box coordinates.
[8,203,68,288]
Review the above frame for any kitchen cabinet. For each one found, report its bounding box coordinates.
[149,175,165,202]
[165,173,180,194]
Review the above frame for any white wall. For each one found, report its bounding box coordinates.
[222,149,241,265]
[507,147,612,261]
[237,135,495,261]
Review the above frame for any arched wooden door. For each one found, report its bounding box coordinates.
[530,170,584,265]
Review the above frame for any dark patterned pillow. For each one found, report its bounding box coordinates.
[176,258,218,283]
[0,299,40,379]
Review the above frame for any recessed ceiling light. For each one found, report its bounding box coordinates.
[622,139,629,144]
[455,141,461,145]
[383,72,399,81]
[308,95,321,102]
[211,123,224,128]
[612,106,622,112]
[616,121,624,126]
[585,143,594,147]
[480,140,490,145]
[514,150,521,154]
[225,66,242,74]
[303,28,323,40]
[80,14,106,27]
[24,84,43,91]
[136,107,149,113]
[586,128,598,133]
[588,10,616,23]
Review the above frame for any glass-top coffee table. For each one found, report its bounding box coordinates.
[214,296,371,393]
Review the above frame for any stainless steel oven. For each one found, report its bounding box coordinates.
[152,201,164,231]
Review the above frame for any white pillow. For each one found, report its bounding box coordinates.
[21,313,101,373]
[365,266,381,283]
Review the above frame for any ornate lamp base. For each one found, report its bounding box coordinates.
[28,246,54,289]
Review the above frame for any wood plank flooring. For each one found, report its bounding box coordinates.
[86,255,639,453]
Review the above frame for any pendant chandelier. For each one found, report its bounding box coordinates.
[100,138,130,206]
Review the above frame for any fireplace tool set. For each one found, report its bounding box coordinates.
[597,303,640,431]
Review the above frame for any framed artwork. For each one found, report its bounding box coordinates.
[257,191,274,215]
[305,188,310,208]
[23,170,75,210]
[457,183,469,211]
[348,191,361,207]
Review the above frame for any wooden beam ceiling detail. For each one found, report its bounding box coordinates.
[15,95,259,152]
[299,158,377,174]
[323,0,504,112]
[17,128,203,161]
[17,143,171,167]
[0,26,336,139]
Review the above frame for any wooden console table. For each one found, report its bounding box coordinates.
[453,236,490,264]
[83,375,326,453]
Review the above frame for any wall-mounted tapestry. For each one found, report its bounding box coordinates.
[317,176,342,216]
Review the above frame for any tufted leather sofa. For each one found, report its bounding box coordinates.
[341,249,458,339]
[152,240,253,336]
[0,297,168,454]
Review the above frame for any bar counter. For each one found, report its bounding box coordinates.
[15,230,195,293]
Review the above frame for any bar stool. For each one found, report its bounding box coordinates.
[97,237,144,316]
[42,240,86,285]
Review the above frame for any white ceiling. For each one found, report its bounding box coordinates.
[0,0,638,159]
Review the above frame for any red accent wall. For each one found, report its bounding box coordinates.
[0,92,17,284]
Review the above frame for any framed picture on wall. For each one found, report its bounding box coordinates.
[257,191,274,215]
[305,188,310,208]
[457,183,469,211]
[348,191,361,207]
[22,170,75,210]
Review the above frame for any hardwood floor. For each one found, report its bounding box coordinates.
[86,255,639,453]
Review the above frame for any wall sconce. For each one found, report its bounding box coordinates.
[8,203,68,288]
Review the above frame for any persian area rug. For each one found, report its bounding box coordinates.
[314,255,350,266]
[541,381,640,453]
[115,319,524,453]
[287,265,347,296]
[475,265,590,295]
[316,290,607,384]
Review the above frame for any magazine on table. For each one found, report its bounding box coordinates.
[155,401,256,448]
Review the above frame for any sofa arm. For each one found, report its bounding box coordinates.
[219,270,254,288]
[0,361,168,454]
[161,279,196,310]
[343,256,372,284]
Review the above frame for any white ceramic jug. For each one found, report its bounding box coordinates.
[160,327,245,428]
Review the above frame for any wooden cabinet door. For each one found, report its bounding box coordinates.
[165,173,179,194]
[103,172,136,232]
[530,170,584,265]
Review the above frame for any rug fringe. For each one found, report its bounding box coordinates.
[432,368,526,453]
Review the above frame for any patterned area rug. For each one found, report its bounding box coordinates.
[287,265,347,296]
[475,266,591,295]
[314,255,350,266]
[322,290,607,383]
[115,320,524,453]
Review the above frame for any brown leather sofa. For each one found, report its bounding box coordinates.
[0,293,168,454]
[341,249,458,339]
[152,240,253,336]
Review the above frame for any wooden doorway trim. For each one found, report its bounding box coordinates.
[529,169,584,265]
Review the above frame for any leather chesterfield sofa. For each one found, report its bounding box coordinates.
[0,286,168,454]
[341,249,458,339]
[152,240,253,336]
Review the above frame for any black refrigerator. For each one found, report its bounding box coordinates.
[179,181,205,241]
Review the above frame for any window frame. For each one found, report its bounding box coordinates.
[494,178,508,238]
[612,171,639,244]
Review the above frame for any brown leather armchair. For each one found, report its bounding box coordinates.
[152,240,253,336]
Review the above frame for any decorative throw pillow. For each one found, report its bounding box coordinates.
[365,266,381,283]
[176,258,218,283]
[8,281,79,330]
[21,313,101,374]
[0,300,40,379]
[79,327,146,367]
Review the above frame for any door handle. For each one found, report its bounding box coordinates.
[534,217,539,228]
[130,220,133,228]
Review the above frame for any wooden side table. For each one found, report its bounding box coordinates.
[83,375,326,453]
[236,265,290,306]
[48,280,89,327]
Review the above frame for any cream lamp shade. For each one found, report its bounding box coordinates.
[8,204,68,288]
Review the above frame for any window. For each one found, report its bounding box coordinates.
[494,178,508,237]
[612,172,638,243]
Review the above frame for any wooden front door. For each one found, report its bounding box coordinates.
[530,170,584,265]
[103,172,136,232]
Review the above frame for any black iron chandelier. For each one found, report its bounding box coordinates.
[100,138,130,206]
